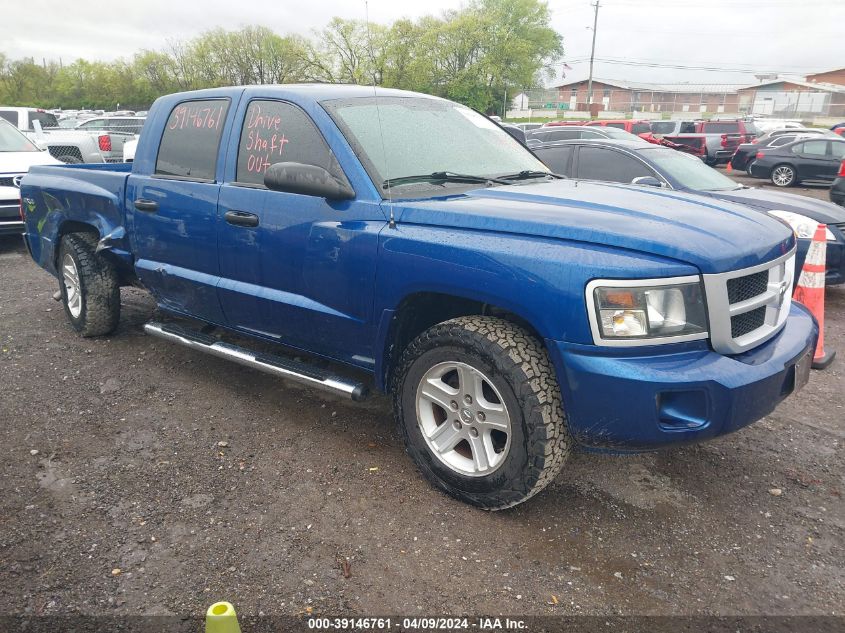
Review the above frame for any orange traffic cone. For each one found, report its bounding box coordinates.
[793,223,835,369]
[726,161,733,173]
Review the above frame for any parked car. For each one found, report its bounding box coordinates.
[730,131,834,174]
[0,119,61,236]
[525,125,642,147]
[21,85,816,509]
[757,127,837,142]
[644,119,749,165]
[532,138,845,285]
[648,120,697,137]
[0,106,105,164]
[498,122,526,145]
[697,119,758,143]
[831,159,845,206]
[750,118,804,134]
[73,116,147,162]
[122,137,138,163]
[513,122,542,132]
[749,138,845,187]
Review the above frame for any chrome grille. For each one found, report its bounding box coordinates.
[702,248,796,354]
[0,174,23,188]
[730,306,766,338]
[727,271,768,304]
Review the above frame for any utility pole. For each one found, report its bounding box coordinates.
[586,0,601,113]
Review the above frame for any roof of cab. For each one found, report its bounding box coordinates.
[159,84,442,105]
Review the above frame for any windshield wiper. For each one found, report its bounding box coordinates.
[382,171,511,189]
[499,170,564,181]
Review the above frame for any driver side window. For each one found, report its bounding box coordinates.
[235,100,341,186]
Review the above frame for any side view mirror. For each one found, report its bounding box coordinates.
[264,162,354,200]
[631,176,663,188]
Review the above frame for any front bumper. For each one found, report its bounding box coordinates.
[548,302,817,451]
[0,219,24,236]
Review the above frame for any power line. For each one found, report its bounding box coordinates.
[557,57,826,75]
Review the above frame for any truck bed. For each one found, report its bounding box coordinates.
[22,162,134,275]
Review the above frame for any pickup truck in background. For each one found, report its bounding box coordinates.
[20,85,817,509]
[72,116,147,162]
[0,107,106,164]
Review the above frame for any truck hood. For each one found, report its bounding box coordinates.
[394,179,794,274]
[707,186,845,224]
[0,150,60,173]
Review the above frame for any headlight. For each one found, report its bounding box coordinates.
[768,210,835,241]
[587,277,708,345]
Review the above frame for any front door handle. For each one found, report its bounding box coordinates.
[224,210,260,228]
[134,199,159,213]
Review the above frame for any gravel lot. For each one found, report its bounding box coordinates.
[1,179,843,620]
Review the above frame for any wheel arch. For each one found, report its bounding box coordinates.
[375,290,548,393]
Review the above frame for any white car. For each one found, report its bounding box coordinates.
[123,136,138,162]
[0,119,61,236]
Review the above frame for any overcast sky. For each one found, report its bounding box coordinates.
[4,0,843,88]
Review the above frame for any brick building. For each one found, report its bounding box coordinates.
[806,67,845,86]
[550,78,743,114]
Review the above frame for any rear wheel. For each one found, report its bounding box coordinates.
[58,234,120,336]
[393,316,571,510]
[771,164,796,187]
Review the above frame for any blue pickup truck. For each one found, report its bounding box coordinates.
[20,85,818,509]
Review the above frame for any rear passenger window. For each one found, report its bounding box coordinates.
[534,146,574,175]
[236,100,338,186]
[155,99,229,181]
[769,136,794,147]
[577,146,653,183]
[800,140,828,156]
[605,123,625,130]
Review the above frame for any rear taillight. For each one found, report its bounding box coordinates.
[838,159,845,177]
[98,134,111,152]
[756,151,765,159]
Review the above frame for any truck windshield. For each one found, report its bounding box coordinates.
[640,147,740,191]
[323,96,547,196]
[0,120,39,152]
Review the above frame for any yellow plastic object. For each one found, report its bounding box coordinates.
[206,601,242,633]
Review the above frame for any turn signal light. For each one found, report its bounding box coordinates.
[838,159,845,178]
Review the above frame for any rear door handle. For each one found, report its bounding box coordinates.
[134,199,159,213]
[224,210,260,228]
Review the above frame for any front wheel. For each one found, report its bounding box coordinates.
[771,164,796,187]
[58,233,120,336]
[393,316,571,510]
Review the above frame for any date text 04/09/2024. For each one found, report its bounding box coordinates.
[307,617,527,630]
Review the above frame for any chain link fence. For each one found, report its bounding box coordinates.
[509,87,845,121]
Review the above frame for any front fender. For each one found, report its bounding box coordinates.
[372,223,699,388]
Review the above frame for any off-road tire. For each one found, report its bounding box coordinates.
[58,233,120,337]
[393,316,571,510]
